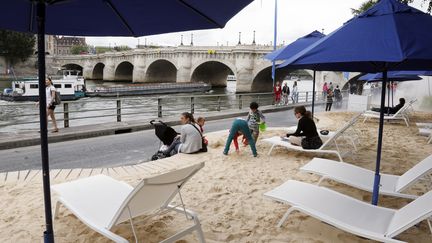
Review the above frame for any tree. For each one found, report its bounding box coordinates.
[0,30,35,66]
[352,0,432,15]
[70,45,89,55]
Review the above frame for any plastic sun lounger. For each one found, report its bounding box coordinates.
[362,104,410,127]
[263,114,362,162]
[300,156,432,199]
[52,162,206,243]
[264,180,432,243]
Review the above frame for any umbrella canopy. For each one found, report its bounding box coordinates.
[0,1,253,242]
[264,30,325,116]
[279,0,432,206]
[0,0,252,36]
[359,72,423,82]
[278,0,432,72]
[264,30,325,61]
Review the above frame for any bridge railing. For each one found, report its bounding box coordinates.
[0,91,341,131]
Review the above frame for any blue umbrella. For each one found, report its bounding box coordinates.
[264,30,325,116]
[279,0,432,205]
[359,72,422,108]
[0,1,253,241]
[265,30,325,61]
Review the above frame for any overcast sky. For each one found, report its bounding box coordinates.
[86,0,429,48]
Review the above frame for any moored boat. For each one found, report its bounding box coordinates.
[0,70,86,102]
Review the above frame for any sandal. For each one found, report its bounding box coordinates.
[51,129,59,133]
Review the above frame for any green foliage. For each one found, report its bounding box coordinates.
[70,45,89,55]
[95,46,113,54]
[352,0,431,15]
[113,45,131,52]
[0,30,35,66]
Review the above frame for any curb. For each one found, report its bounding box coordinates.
[0,101,323,150]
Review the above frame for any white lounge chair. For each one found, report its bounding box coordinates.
[362,104,410,127]
[264,180,432,243]
[300,156,432,199]
[52,163,206,243]
[263,114,362,162]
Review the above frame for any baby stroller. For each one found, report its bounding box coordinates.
[150,120,178,161]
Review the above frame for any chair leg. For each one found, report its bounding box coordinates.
[404,118,409,127]
[317,176,327,185]
[54,200,61,218]
[277,207,296,228]
[268,145,275,156]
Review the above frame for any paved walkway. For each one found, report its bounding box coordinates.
[0,101,325,150]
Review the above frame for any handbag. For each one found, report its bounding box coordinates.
[190,124,207,152]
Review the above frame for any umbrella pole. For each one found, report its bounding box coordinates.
[312,70,316,117]
[371,70,387,205]
[36,2,55,242]
[391,81,394,107]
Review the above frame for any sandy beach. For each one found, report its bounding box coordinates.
[1,111,432,243]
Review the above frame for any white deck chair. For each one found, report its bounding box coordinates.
[300,156,432,199]
[264,180,432,243]
[263,114,361,162]
[362,104,410,127]
[52,163,206,243]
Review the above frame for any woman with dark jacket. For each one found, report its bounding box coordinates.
[285,106,323,149]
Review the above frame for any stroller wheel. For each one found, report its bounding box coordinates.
[151,154,160,161]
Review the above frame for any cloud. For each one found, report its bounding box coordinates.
[85,0,429,48]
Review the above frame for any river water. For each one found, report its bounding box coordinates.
[0,80,317,133]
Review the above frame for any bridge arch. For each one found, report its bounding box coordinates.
[144,59,177,83]
[61,63,83,73]
[92,63,105,80]
[190,60,236,87]
[251,65,293,92]
[114,61,133,81]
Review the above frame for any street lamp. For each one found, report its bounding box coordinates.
[238,32,241,45]
[252,30,256,45]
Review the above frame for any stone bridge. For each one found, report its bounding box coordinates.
[51,45,348,93]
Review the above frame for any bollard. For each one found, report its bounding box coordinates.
[190,97,195,114]
[63,103,69,128]
[158,98,162,118]
[217,96,221,111]
[116,100,121,122]
[238,95,242,110]
[306,92,309,102]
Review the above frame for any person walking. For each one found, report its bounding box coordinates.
[282,82,290,105]
[322,82,328,100]
[274,81,282,105]
[223,118,257,157]
[325,89,334,111]
[333,85,342,107]
[291,81,298,103]
[39,77,59,133]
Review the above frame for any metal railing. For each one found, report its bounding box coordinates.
[0,90,337,131]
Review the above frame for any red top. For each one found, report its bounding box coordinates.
[274,85,282,95]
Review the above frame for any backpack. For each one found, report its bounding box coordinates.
[54,91,62,105]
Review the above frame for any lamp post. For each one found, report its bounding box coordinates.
[238,32,241,45]
[252,30,256,45]
[180,35,184,46]
[190,33,194,46]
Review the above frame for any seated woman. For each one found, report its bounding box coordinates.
[223,118,257,157]
[164,112,202,156]
[371,98,405,114]
[285,106,323,149]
